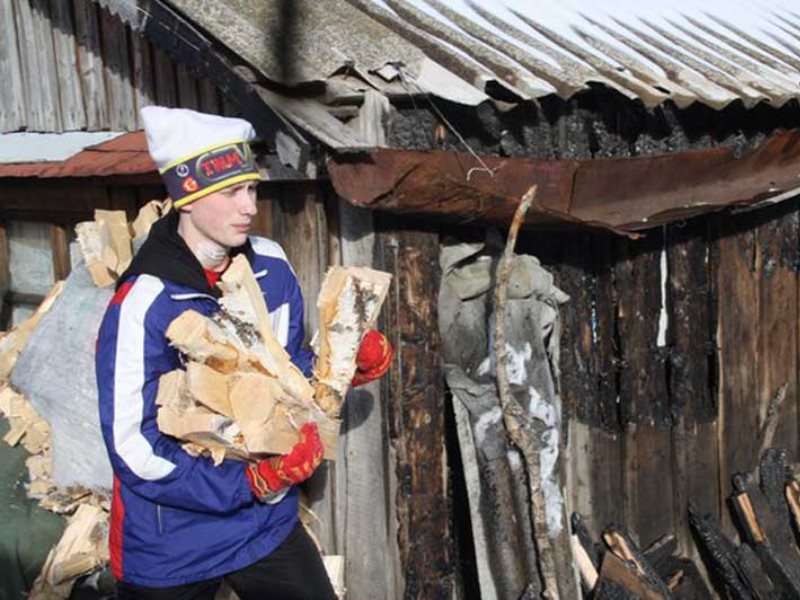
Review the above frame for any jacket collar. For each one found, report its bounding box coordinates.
[117,209,253,297]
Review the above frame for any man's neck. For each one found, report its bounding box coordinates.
[177,216,230,271]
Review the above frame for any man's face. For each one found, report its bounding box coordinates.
[182,181,258,249]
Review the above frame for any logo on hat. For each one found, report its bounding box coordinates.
[176,163,190,177]
[182,176,199,193]
[196,144,253,184]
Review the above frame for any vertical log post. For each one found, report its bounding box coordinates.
[379,222,453,599]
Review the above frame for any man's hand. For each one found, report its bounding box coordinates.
[352,330,393,387]
[246,422,323,499]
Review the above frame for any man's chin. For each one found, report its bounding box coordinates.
[227,232,250,247]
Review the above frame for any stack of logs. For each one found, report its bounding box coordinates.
[572,447,800,598]
[572,514,712,599]
[690,448,800,599]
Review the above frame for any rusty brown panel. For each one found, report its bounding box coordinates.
[378,225,454,599]
[328,149,578,224]
[0,132,156,178]
[328,130,800,235]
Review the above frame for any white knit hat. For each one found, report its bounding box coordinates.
[141,106,261,208]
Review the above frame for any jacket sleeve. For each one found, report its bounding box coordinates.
[96,277,253,514]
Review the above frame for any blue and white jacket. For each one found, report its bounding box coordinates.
[96,211,314,586]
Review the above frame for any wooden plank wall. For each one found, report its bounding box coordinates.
[6,178,800,594]
[535,201,800,554]
[0,0,222,133]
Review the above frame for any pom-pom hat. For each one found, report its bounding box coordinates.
[141,106,261,208]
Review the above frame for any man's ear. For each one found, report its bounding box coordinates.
[179,203,194,213]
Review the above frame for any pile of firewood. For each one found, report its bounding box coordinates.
[571,514,712,599]
[157,254,391,464]
[690,448,800,598]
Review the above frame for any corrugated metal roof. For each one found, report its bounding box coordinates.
[145,0,800,111]
[356,0,800,109]
[0,132,156,178]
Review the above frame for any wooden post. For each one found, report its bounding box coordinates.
[754,205,798,461]
[378,222,453,598]
[50,223,71,281]
[666,219,719,563]
[335,198,398,599]
[559,232,624,541]
[715,215,759,534]
[615,231,674,549]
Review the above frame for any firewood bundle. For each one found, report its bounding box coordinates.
[571,514,712,599]
[157,255,391,464]
[690,448,800,599]
[75,200,169,287]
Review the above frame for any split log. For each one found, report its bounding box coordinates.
[602,528,672,597]
[313,266,391,417]
[689,501,771,599]
[29,503,109,599]
[0,280,64,379]
[218,255,315,403]
[161,256,389,462]
[95,209,132,274]
[77,202,168,288]
[594,551,667,600]
[131,199,170,241]
[731,473,800,597]
[0,385,50,453]
[322,555,345,599]
[75,220,116,287]
[75,209,133,287]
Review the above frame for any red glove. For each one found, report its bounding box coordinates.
[246,423,323,499]
[351,330,393,387]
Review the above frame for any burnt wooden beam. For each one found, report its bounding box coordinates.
[714,213,759,533]
[378,224,453,598]
[559,233,624,542]
[603,526,672,597]
[688,502,766,599]
[731,474,800,597]
[665,219,720,560]
[616,231,674,548]
[754,203,799,459]
[759,449,792,517]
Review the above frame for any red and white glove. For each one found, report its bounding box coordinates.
[351,330,393,387]
[246,423,323,499]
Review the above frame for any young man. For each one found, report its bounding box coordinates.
[96,107,392,599]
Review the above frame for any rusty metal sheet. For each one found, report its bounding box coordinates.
[0,132,156,178]
[327,130,800,235]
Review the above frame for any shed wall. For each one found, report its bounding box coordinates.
[515,202,800,558]
[1,0,224,133]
